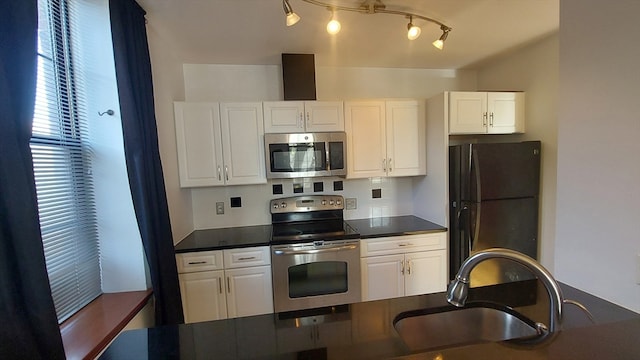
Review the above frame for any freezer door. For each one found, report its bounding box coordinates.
[470,141,540,201]
[468,197,538,287]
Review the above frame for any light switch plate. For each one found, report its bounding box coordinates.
[216,202,224,215]
[345,198,357,210]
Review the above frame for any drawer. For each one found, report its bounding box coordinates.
[176,250,224,273]
[361,232,446,257]
[223,246,271,268]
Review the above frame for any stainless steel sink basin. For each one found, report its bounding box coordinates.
[393,302,542,352]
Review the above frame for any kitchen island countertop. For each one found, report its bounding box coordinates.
[99,282,640,359]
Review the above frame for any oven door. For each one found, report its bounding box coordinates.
[271,239,361,313]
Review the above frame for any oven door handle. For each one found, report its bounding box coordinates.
[273,244,357,255]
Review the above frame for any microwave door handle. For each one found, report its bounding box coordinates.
[326,148,331,170]
[273,244,357,255]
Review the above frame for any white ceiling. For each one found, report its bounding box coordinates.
[138,0,559,69]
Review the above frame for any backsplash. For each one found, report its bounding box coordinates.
[190,177,415,230]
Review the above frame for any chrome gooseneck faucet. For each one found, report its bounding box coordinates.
[446,248,564,333]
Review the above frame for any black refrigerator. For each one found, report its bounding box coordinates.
[449,141,541,288]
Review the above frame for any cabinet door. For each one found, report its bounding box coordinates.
[219,102,267,185]
[487,92,525,134]
[404,249,447,296]
[263,101,304,133]
[174,102,225,187]
[225,265,273,318]
[448,92,488,134]
[304,101,344,132]
[361,254,405,301]
[385,100,426,177]
[345,101,387,178]
[179,270,227,323]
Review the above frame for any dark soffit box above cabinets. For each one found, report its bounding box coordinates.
[282,53,317,101]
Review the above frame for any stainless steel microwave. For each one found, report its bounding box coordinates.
[264,132,347,179]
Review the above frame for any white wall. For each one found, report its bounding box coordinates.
[80,0,147,292]
[473,34,559,271]
[556,0,640,312]
[146,14,194,242]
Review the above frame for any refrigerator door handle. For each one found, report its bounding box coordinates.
[457,203,474,260]
[469,148,482,254]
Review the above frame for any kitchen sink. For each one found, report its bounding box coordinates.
[393,302,543,352]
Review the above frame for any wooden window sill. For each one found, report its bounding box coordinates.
[60,289,153,360]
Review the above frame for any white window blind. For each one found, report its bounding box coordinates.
[32,0,102,323]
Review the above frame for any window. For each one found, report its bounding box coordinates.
[32,0,101,323]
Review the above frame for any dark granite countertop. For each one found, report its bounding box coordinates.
[175,216,445,253]
[99,282,640,359]
[345,215,446,239]
[174,224,272,253]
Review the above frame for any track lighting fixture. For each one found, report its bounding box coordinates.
[407,16,421,40]
[282,0,452,50]
[283,0,300,26]
[432,25,450,50]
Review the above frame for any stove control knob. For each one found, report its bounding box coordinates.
[329,200,334,205]
[321,200,327,205]
[336,200,342,206]
[273,203,279,209]
[281,202,287,208]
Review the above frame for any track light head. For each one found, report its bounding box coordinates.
[432,25,450,50]
[326,10,341,34]
[406,16,421,40]
[283,0,300,26]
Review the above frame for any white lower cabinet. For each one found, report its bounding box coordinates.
[360,233,447,301]
[225,265,273,318]
[176,246,273,323]
[179,270,227,323]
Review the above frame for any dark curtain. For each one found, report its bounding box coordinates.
[0,1,67,358]
[109,0,184,325]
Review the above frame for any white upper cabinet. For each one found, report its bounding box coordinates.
[174,102,266,188]
[345,100,426,179]
[263,101,344,133]
[448,91,525,134]
[385,100,426,177]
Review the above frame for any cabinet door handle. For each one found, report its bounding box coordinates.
[407,260,412,275]
[489,112,494,126]
[226,277,231,293]
[299,113,304,129]
[388,158,392,172]
[483,112,488,126]
[187,261,207,265]
[401,260,405,275]
[225,165,229,181]
[383,158,387,171]
[237,256,256,261]
[218,277,223,294]
[306,112,310,129]
[217,166,222,181]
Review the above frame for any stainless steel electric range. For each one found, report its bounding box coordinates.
[270,195,361,313]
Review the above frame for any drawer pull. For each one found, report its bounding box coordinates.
[238,256,256,261]
[187,261,207,265]
[398,243,413,247]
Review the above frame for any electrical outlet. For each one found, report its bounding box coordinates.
[215,202,224,215]
[345,198,357,210]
